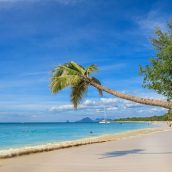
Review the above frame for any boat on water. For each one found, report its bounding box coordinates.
[99,106,111,124]
[99,119,110,124]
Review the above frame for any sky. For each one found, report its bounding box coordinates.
[0,0,171,122]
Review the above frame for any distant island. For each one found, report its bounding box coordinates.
[74,113,172,123]
[113,113,172,122]
[75,117,96,123]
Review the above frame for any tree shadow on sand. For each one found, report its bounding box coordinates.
[100,149,172,159]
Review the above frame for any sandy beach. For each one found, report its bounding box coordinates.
[0,127,172,172]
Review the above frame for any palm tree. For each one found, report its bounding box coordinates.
[50,61,172,109]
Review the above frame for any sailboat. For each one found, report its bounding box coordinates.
[99,106,110,124]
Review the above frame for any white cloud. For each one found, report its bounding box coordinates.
[49,91,168,114]
[135,9,169,35]
[100,98,118,104]
[83,99,96,106]
[0,96,167,121]
[49,98,119,112]
[50,104,74,111]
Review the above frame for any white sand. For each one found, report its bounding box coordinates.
[0,127,172,172]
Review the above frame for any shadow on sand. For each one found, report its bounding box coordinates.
[100,149,172,159]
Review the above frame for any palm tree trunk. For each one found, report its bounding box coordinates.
[87,77,172,109]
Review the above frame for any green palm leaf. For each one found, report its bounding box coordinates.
[71,80,89,108]
[85,64,97,75]
[91,77,103,96]
[51,75,80,93]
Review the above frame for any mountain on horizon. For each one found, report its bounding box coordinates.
[75,117,96,123]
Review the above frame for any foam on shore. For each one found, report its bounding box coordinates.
[0,127,169,159]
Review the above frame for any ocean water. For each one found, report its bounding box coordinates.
[0,122,156,150]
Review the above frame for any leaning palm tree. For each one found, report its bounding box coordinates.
[50,61,172,109]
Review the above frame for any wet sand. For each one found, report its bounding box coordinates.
[0,127,172,172]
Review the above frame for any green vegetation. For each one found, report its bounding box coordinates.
[113,113,172,121]
[139,22,172,102]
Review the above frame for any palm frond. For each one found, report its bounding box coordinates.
[85,64,97,75]
[91,77,103,96]
[51,62,85,93]
[69,61,85,75]
[55,64,80,76]
[52,65,65,77]
[70,80,89,108]
[51,75,80,93]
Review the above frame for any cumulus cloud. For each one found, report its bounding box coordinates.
[50,98,119,112]
[50,96,164,114]
[50,95,167,113]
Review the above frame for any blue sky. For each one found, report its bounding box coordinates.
[0,0,171,122]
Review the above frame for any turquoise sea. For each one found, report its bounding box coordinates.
[0,122,156,150]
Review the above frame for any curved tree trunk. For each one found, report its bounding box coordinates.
[87,77,172,109]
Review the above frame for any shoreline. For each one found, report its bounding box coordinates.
[0,126,169,159]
